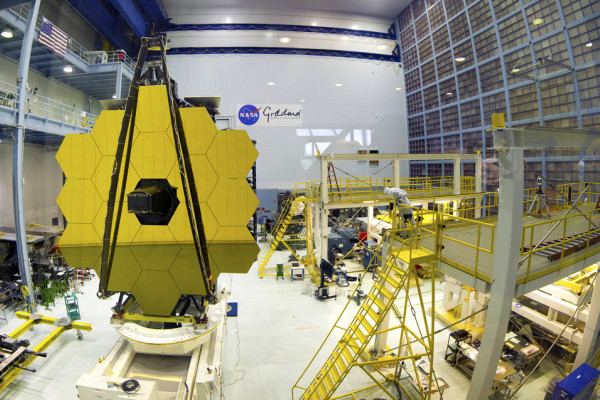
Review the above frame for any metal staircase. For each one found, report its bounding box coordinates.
[294,211,442,400]
[258,195,306,278]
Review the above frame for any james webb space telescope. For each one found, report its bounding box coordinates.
[55,36,258,399]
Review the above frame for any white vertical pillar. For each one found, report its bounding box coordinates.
[467,147,524,400]
[321,158,329,204]
[367,206,373,241]
[393,158,400,187]
[574,274,600,368]
[453,157,461,195]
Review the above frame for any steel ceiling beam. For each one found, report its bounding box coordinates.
[109,0,146,38]
[0,0,29,11]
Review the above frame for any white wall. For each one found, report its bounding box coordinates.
[168,53,407,189]
[0,142,63,228]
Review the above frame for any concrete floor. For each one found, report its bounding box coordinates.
[0,247,569,399]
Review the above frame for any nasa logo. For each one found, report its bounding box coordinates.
[238,104,261,126]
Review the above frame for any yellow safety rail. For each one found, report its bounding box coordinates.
[293,209,441,400]
[519,206,600,285]
[557,182,600,207]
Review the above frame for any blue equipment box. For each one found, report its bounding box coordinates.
[551,363,600,400]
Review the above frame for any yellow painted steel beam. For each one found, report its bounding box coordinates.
[122,313,195,324]
[13,311,92,333]
[8,319,37,339]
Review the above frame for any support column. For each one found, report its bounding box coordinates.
[453,157,461,195]
[115,62,123,99]
[367,206,373,241]
[319,207,328,265]
[13,0,41,312]
[321,158,329,204]
[393,159,400,187]
[574,274,600,368]
[475,153,483,218]
[467,147,524,400]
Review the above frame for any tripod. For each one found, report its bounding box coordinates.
[527,177,551,217]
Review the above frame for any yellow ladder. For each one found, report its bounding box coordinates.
[293,212,442,400]
[258,196,306,277]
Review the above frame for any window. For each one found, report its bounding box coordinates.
[469,0,493,34]
[482,92,507,125]
[436,50,454,79]
[569,17,600,65]
[439,78,457,105]
[429,2,446,31]
[443,134,461,152]
[479,58,503,93]
[475,28,499,62]
[540,74,576,116]
[444,0,464,19]
[498,13,527,52]
[461,100,482,129]
[427,137,442,153]
[405,68,422,93]
[400,27,416,50]
[398,7,413,32]
[433,25,451,54]
[454,39,476,71]
[510,83,539,121]
[409,116,425,138]
[407,91,424,115]
[424,84,440,110]
[418,37,434,63]
[403,46,419,70]
[577,65,600,110]
[449,12,470,44]
[457,68,479,99]
[526,0,561,39]
[561,0,600,25]
[421,60,437,86]
[410,139,427,153]
[442,106,460,132]
[415,15,430,41]
[412,0,427,18]
[426,110,441,135]
[492,0,520,19]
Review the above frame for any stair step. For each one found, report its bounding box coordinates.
[380,272,401,288]
[358,315,374,332]
[322,372,334,391]
[350,324,367,343]
[361,303,380,321]
[374,283,393,299]
[333,351,348,373]
[326,360,341,382]
[368,294,387,311]
[307,385,320,400]
[316,380,328,398]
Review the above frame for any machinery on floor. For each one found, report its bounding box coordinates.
[55,36,258,400]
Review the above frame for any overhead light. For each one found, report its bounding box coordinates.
[586,42,593,47]
[335,83,343,87]
[267,82,275,86]
[512,68,520,73]
[455,56,466,62]
[446,92,453,96]
[395,87,402,91]
[63,65,73,73]
[351,25,359,30]
[112,95,116,99]
[279,37,290,43]
[377,44,387,50]
[311,22,317,27]
[1,26,12,38]
[300,99,306,102]
[532,18,544,25]
[342,36,349,41]
[224,18,232,23]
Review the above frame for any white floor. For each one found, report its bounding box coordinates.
[0,248,571,399]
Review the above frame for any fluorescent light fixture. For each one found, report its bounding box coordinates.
[351,25,359,30]
[342,36,349,41]
[267,82,275,86]
[512,68,520,73]
[112,95,117,98]
[395,87,402,91]
[335,83,343,87]
[455,56,466,62]
[377,44,387,50]
[63,65,73,73]
[224,18,232,23]
[1,26,12,38]
[446,92,453,96]
[586,42,593,47]
[279,37,290,43]
[532,18,544,25]
[311,22,317,26]
[300,99,306,102]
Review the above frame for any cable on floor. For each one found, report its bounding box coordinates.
[224,316,246,387]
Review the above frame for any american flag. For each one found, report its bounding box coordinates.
[38,17,68,56]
